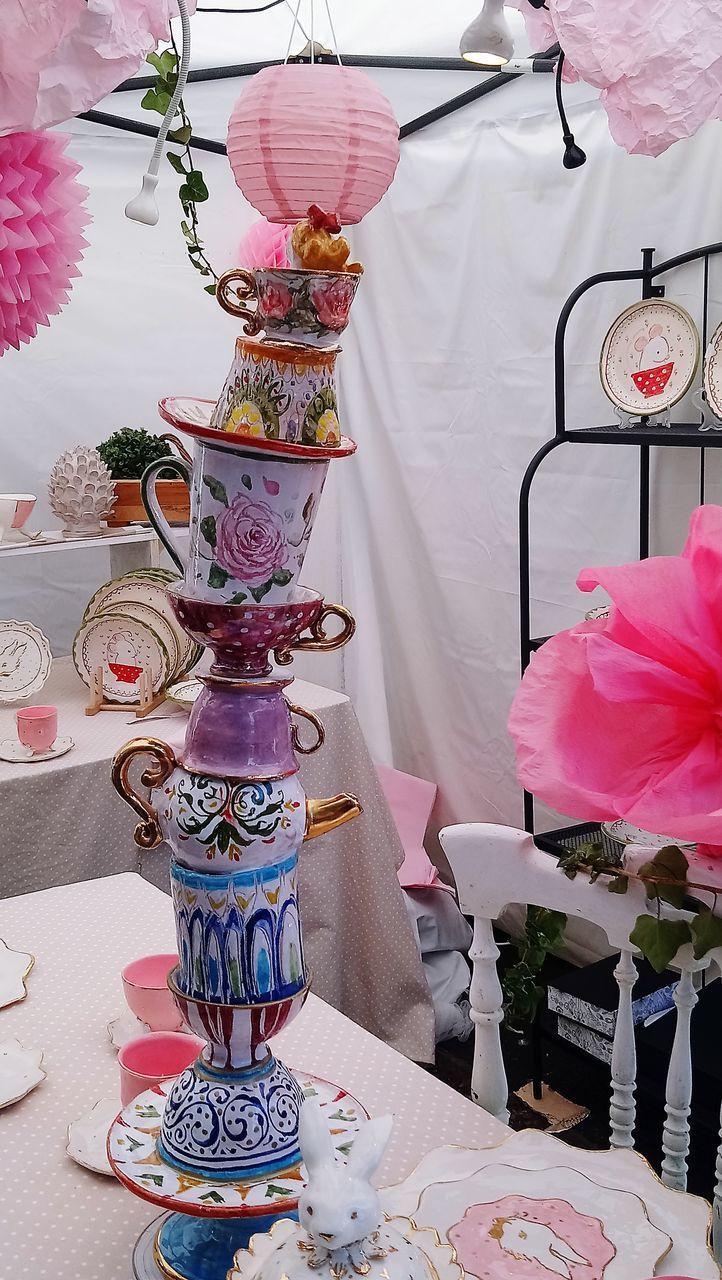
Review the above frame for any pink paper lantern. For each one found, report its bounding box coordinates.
[237,217,291,269]
[0,131,90,355]
[227,64,400,225]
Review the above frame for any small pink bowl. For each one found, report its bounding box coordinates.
[122,954,182,1032]
[118,1031,204,1106]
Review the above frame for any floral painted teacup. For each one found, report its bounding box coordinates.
[142,432,328,605]
[211,336,342,448]
[217,266,362,348]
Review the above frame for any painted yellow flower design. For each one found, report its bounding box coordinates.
[316,408,340,445]
[226,400,265,436]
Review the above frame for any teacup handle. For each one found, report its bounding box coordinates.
[160,431,192,463]
[111,738,177,848]
[275,604,356,667]
[216,268,264,335]
[141,455,192,572]
[287,701,325,755]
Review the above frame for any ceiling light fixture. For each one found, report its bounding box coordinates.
[459,0,514,67]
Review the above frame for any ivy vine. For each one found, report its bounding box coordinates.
[502,905,567,1032]
[142,43,218,295]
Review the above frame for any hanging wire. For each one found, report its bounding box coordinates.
[323,0,342,63]
[310,0,314,63]
[284,0,305,61]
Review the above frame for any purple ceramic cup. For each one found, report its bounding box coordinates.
[180,676,297,777]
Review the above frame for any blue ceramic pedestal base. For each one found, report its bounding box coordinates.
[134,1211,298,1280]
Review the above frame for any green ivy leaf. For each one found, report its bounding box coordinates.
[629,915,691,973]
[607,874,629,895]
[167,151,187,175]
[140,87,171,116]
[241,474,252,490]
[639,845,689,909]
[186,169,209,202]
[200,515,216,547]
[204,284,218,295]
[271,568,293,586]
[146,50,177,77]
[202,475,229,506]
[180,220,193,241]
[208,564,230,590]
[690,910,722,960]
[168,124,192,146]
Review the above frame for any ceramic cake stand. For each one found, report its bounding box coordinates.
[108,1073,367,1280]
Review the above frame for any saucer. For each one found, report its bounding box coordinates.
[107,1011,151,1050]
[0,735,74,763]
[158,397,357,460]
[602,819,696,851]
[0,1038,45,1109]
[0,938,34,1009]
[66,1098,119,1175]
[166,679,202,709]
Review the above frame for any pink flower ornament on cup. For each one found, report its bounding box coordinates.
[309,276,356,331]
[215,496,289,587]
[258,280,293,320]
[122,954,183,1032]
[16,706,57,754]
[118,1031,205,1107]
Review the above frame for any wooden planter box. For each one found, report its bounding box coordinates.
[107,478,190,529]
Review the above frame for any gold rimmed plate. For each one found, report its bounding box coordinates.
[158,397,357,461]
[600,299,699,417]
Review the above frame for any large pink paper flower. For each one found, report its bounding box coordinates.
[509,505,722,845]
[238,219,291,270]
[0,0,195,135]
[0,131,90,355]
[510,0,722,157]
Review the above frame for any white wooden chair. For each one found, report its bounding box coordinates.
[438,821,722,1260]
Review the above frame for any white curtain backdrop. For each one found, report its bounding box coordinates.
[3,2,722,851]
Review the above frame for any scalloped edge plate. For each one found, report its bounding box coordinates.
[0,938,34,1008]
[66,1097,119,1176]
[0,1038,45,1109]
[0,619,52,702]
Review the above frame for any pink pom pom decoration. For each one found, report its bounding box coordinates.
[510,0,722,156]
[0,131,90,355]
[238,218,291,269]
[0,0,196,135]
[509,505,722,846]
[227,64,400,225]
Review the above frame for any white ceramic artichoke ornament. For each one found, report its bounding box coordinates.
[228,1103,429,1280]
[48,447,116,537]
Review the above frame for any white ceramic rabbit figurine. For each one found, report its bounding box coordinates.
[227,1104,429,1280]
[297,1101,394,1275]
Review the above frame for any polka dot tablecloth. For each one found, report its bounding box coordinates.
[0,659,434,1062]
[0,874,508,1280]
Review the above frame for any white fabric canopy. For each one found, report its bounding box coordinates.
[3,5,722,848]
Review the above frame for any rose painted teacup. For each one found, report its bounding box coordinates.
[217,266,362,348]
[211,336,342,448]
[142,430,328,605]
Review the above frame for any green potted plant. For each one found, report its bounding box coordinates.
[97,428,190,528]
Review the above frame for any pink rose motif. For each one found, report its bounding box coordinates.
[259,281,293,320]
[215,496,289,586]
[309,276,356,330]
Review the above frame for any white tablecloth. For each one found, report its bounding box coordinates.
[0,660,434,1062]
[0,875,507,1280]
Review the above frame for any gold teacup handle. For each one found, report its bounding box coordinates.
[216,268,264,335]
[275,604,356,667]
[111,738,177,849]
[287,702,325,755]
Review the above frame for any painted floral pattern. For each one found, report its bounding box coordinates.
[215,497,289,586]
[256,268,360,341]
[309,275,357,330]
[212,340,340,448]
[166,776,302,862]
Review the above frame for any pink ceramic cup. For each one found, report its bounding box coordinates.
[121,954,183,1031]
[16,706,57,754]
[118,1031,205,1107]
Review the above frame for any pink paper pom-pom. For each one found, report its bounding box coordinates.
[237,219,291,270]
[0,131,90,356]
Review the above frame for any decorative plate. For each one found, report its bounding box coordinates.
[0,1038,46,1109]
[73,611,170,703]
[227,1216,464,1280]
[0,938,34,1009]
[601,819,696,851]
[0,735,74,763]
[0,620,51,702]
[107,1011,151,1050]
[158,397,357,461]
[397,1163,670,1280]
[382,1134,717,1280]
[94,601,181,681]
[83,570,196,678]
[166,678,203,708]
[600,300,699,416]
[108,1072,367,1218]
[703,319,722,420]
[66,1098,119,1176]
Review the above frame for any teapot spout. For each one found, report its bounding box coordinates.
[304,792,362,841]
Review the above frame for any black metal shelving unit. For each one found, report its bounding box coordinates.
[520,240,722,848]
